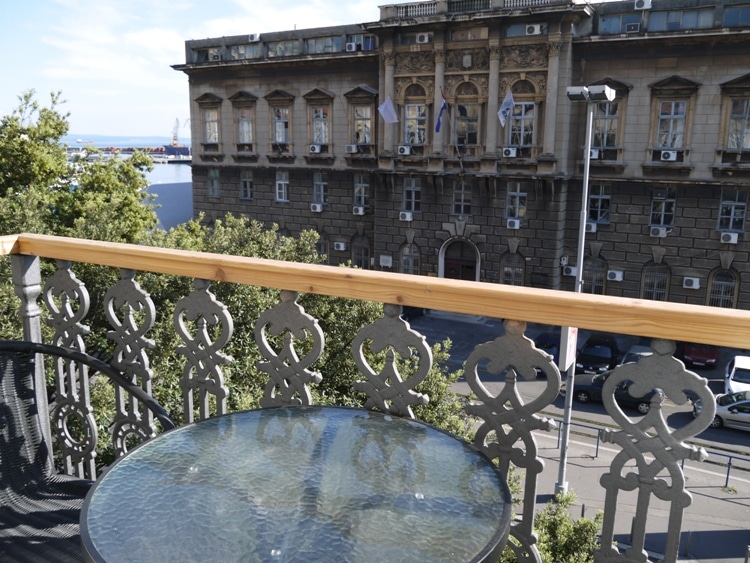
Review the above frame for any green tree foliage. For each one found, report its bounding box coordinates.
[533,491,603,563]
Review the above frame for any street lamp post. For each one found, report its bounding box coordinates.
[556,84,615,494]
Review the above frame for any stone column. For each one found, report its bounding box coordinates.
[485,45,501,155]
[383,50,397,152]
[542,37,563,156]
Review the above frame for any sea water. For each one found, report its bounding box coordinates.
[146,163,193,230]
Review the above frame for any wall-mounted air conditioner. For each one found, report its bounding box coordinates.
[353,206,365,216]
[625,23,641,33]
[586,222,597,233]
[309,144,322,154]
[416,33,432,44]
[563,265,578,277]
[345,144,358,154]
[683,277,700,289]
[650,226,668,238]
[399,211,413,222]
[502,147,517,158]
[310,203,323,213]
[248,33,260,42]
[397,145,411,156]
[345,42,357,52]
[634,0,652,10]
[660,150,678,162]
[721,232,739,244]
[333,242,348,252]
[526,24,544,36]
[589,148,600,160]
[507,218,521,230]
[607,270,624,282]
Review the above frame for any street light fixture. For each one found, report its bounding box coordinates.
[556,84,615,494]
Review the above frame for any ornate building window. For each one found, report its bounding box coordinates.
[352,235,370,269]
[719,74,750,164]
[304,88,334,152]
[403,178,421,212]
[588,184,611,224]
[344,85,378,150]
[650,188,676,227]
[403,84,428,147]
[265,90,295,152]
[503,80,540,158]
[718,189,747,232]
[400,243,421,275]
[582,256,608,295]
[640,261,671,301]
[707,268,739,308]
[648,76,699,162]
[229,91,256,152]
[454,82,480,150]
[500,252,525,286]
[195,93,222,151]
[240,170,253,200]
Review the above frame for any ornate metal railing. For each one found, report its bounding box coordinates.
[2,233,745,563]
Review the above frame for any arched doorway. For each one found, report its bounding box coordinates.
[440,239,479,281]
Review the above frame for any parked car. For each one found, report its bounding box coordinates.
[678,342,719,369]
[575,333,620,375]
[693,391,750,432]
[620,344,653,366]
[725,355,750,394]
[563,371,655,414]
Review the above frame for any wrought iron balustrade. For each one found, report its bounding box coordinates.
[2,233,746,563]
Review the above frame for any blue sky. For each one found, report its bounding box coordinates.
[1,0,382,138]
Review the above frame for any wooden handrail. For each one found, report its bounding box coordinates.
[4,233,750,348]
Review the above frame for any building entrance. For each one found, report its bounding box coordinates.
[442,240,478,281]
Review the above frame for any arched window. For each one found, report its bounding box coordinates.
[707,268,739,308]
[400,243,421,275]
[352,234,370,269]
[640,261,671,301]
[500,252,525,286]
[583,256,608,295]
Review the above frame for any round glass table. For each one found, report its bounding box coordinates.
[81,406,511,562]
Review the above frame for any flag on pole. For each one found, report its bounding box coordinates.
[378,97,399,123]
[435,90,448,133]
[498,88,515,127]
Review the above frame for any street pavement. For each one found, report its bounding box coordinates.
[407,310,750,562]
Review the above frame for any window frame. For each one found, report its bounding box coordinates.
[640,261,671,301]
[353,174,369,207]
[718,189,747,232]
[403,178,421,212]
[588,184,611,224]
[275,170,290,202]
[240,170,253,200]
[313,172,328,204]
[707,268,739,308]
[207,168,221,198]
[452,179,472,216]
[650,189,676,227]
[500,252,525,286]
[400,243,421,275]
[506,181,528,220]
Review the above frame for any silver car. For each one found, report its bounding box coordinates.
[694,391,750,432]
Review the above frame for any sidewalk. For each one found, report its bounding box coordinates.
[532,431,750,562]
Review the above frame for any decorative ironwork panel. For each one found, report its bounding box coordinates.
[464,319,561,563]
[43,260,97,478]
[174,279,233,422]
[104,269,157,455]
[352,304,431,418]
[595,339,716,563]
[256,290,324,408]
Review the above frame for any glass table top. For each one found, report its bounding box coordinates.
[82,406,511,562]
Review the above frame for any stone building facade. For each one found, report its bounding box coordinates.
[173,0,750,310]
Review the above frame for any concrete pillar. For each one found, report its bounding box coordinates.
[433,48,446,154]
[383,50,397,152]
[485,45,501,155]
[543,35,563,156]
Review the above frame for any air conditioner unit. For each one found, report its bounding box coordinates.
[397,145,411,156]
[650,227,668,238]
[333,242,348,252]
[563,265,578,277]
[526,24,544,36]
[607,270,624,282]
[721,232,739,244]
[683,277,700,289]
[634,0,652,9]
[660,150,678,162]
[589,148,600,160]
[248,33,260,42]
[353,206,365,216]
[625,23,641,33]
[345,144,359,154]
[586,222,597,233]
[502,147,517,158]
[345,42,357,52]
[309,144,322,154]
[507,218,521,230]
[310,203,323,213]
[416,33,432,44]
[399,211,413,222]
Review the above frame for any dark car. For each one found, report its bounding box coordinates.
[534,330,561,364]
[575,333,620,375]
[678,342,719,369]
[565,371,656,414]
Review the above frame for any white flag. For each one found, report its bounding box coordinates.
[498,89,515,127]
[378,97,399,124]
